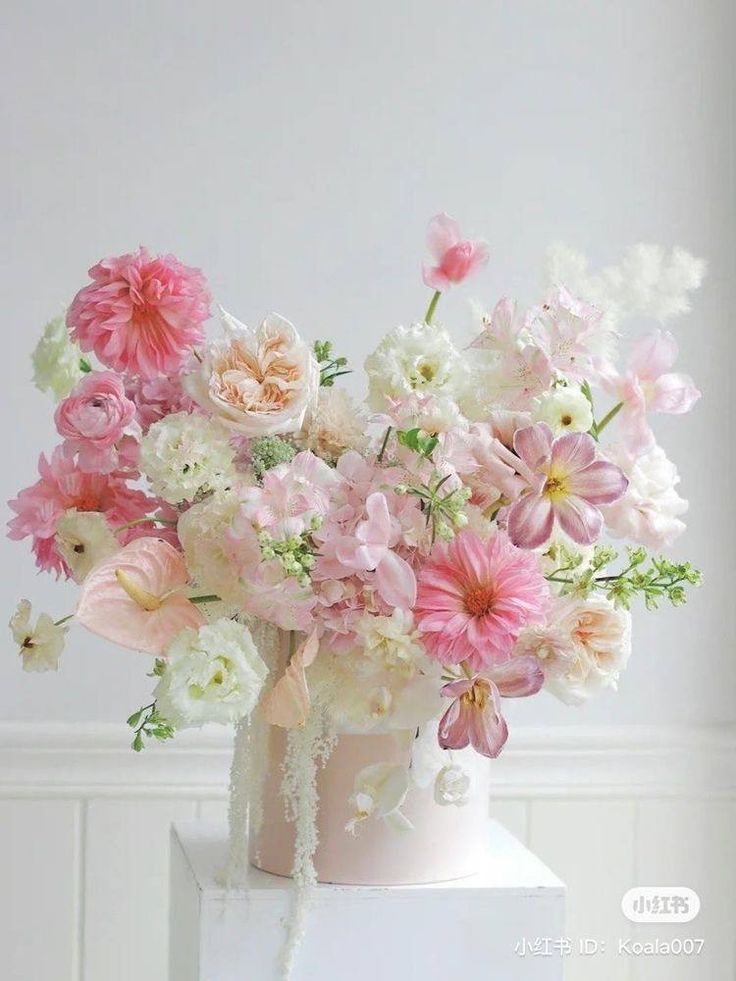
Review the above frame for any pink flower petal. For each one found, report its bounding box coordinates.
[422,263,452,292]
[513,423,553,472]
[549,431,596,474]
[488,656,545,697]
[437,697,471,751]
[650,373,701,414]
[263,629,319,729]
[426,212,461,259]
[628,329,678,380]
[358,492,392,547]
[375,550,417,609]
[566,460,628,505]
[507,493,555,549]
[468,682,508,758]
[554,495,603,545]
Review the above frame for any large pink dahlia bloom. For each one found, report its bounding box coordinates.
[414,531,550,671]
[67,248,210,379]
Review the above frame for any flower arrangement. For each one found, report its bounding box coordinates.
[8,216,704,972]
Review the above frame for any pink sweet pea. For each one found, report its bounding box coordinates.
[422,213,489,292]
[604,329,701,455]
[507,423,628,549]
[438,657,544,758]
[334,492,417,609]
[55,371,138,474]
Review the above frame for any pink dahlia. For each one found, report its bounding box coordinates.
[7,446,157,575]
[67,248,210,379]
[414,531,550,671]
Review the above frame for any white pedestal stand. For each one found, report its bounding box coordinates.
[170,821,566,981]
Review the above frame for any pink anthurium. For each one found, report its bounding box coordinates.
[422,213,489,292]
[438,657,544,758]
[75,537,205,655]
[263,628,320,729]
[507,423,628,549]
[334,492,416,609]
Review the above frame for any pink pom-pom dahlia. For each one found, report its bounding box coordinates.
[68,248,210,379]
[414,531,550,671]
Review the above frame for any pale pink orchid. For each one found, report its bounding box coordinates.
[422,213,489,292]
[75,538,205,655]
[438,657,544,758]
[333,492,417,610]
[55,371,138,474]
[507,423,628,549]
[603,329,701,454]
[468,296,526,353]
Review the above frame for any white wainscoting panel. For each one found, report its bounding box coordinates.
[0,723,733,981]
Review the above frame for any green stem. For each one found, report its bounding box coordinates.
[54,614,74,627]
[189,594,221,605]
[377,426,392,463]
[424,290,442,324]
[596,401,623,435]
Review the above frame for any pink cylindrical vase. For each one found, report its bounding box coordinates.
[251,726,490,886]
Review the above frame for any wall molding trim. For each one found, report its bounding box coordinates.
[0,722,733,800]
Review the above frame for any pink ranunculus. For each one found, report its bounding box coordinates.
[437,657,544,758]
[422,213,489,292]
[414,530,550,671]
[507,423,628,549]
[125,370,196,432]
[55,371,138,473]
[603,329,701,455]
[75,537,205,655]
[7,446,158,576]
[67,248,210,380]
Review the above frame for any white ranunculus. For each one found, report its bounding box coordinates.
[532,386,593,434]
[9,599,67,672]
[55,509,118,582]
[543,595,632,706]
[154,619,268,728]
[31,314,85,400]
[345,763,413,835]
[603,444,688,550]
[365,323,465,411]
[434,763,473,807]
[139,411,237,505]
[186,310,319,437]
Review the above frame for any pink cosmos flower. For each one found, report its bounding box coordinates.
[7,446,158,575]
[55,371,138,473]
[438,657,544,758]
[422,213,489,292]
[75,537,205,655]
[332,492,417,610]
[603,329,701,455]
[67,248,210,379]
[414,531,550,671]
[507,423,628,549]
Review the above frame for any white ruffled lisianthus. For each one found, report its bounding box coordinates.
[365,323,466,411]
[9,599,67,672]
[532,386,593,434]
[297,386,369,461]
[154,618,269,728]
[139,411,237,505]
[603,444,688,550]
[55,509,118,582]
[31,314,86,400]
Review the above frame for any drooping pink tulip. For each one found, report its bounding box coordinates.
[507,423,628,549]
[604,329,701,454]
[75,537,205,655]
[438,657,544,758]
[422,213,489,292]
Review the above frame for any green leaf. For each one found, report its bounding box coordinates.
[126,709,144,728]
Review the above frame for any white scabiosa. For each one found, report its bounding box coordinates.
[154,619,269,728]
[365,323,465,411]
[139,411,236,504]
[31,314,85,400]
[9,599,67,672]
[55,509,118,582]
[532,386,593,434]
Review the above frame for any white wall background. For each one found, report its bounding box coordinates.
[1,3,735,981]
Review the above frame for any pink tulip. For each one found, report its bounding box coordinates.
[422,213,489,292]
[507,423,628,549]
[75,538,205,655]
[334,492,417,609]
[604,329,701,454]
[438,657,544,758]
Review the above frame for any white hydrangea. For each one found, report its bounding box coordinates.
[177,491,248,607]
[139,411,237,504]
[55,509,118,582]
[9,599,67,672]
[154,619,269,728]
[365,323,466,411]
[532,386,593,434]
[31,314,85,400]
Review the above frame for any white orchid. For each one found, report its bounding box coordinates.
[345,763,413,834]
